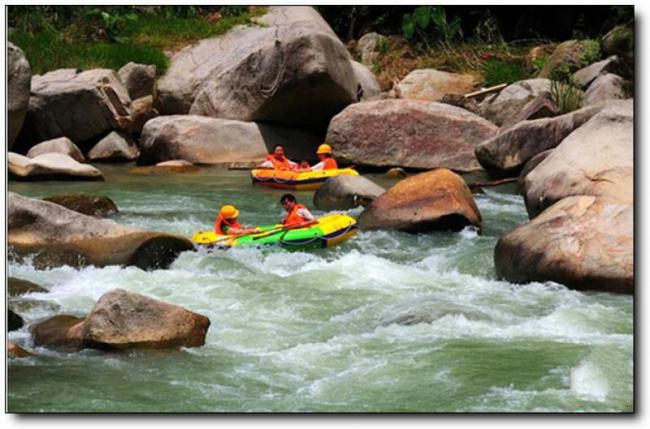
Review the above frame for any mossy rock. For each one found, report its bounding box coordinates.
[8,277,48,296]
[538,40,602,81]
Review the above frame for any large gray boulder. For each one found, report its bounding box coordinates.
[572,55,619,88]
[26,137,85,162]
[523,100,632,218]
[8,192,193,269]
[137,115,320,166]
[351,61,381,100]
[88,131,140,162]
[326,99,497,171]
[479,79,551,126]
[8,152,103,181]
[475,104,603,177]
[8,42,31,149]
[583,73,625,106]
[118,62,156,100]
[158,6,358,131]
[20,68,132,148]
[495,195,632,294]
[359,168,481,232]
[313,175,385,211]
[499,92,558,130]
[395,69,475,102]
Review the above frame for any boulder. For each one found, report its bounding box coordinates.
[495,196,632,294]
[313,175,385,211]
[478,79,551,126]
[439,93,479,114]
[81,289,210,350]
[358,168,481,232]
[26,137,85,162]
[43,194,119,217]
[517,149,553,192]
[8,277,48,296]
[475,104,603,177]
[9,309,24,331]
[19,68,133,149]
[326,99,497,171]
[8,152,104,181]
[351,61,381,100]
[130,160,201,174]
[602,26,633,61]
[8,342,32,358]
[8,192,193,269]
[137,115,320,166]
[87,131,139,162]
[537,40,600,79]
[31,289,210,351]
[583,74,625,106]
[523,100,632,218]
[118,62,156,100]
[8,42,31,149]
[31,315,86,350]
[385,167,407,179]
[499,92,558,130]
[356,32,387,67]
[158,6,358,132]
[572,55,619,88]
[395,69,475,102]
[127,95,159,134]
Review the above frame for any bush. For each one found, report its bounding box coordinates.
[482,58,527,87]
[550,79,583,114]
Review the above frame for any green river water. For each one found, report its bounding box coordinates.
[7,165,633,412]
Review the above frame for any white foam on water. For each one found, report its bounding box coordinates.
[570,356,610,402]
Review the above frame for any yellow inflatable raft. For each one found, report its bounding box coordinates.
[250,168,359,190]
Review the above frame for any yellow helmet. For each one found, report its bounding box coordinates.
[219,204,240,219]
[317,143,332,154]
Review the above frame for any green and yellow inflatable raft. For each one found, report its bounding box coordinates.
[192,214,358,251]
[250,168,359,190]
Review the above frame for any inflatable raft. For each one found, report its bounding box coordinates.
[192,213,358,251]
[250,168,359,190]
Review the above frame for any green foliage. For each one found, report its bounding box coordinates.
[8,6,267,75]
[550,79,583,114]
[482,58,527,87]
[580,39,601,66]
[549,63,573,83]
[402,6,462,46]
[531,56,548,75]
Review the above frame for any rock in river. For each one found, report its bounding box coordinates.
[87,131,140,162]
[43,194,119,217]
[26,136,86,162]
[313,175,385,211]
[8,192,193,270]
[359,168,481,232]
[9,152,103,181]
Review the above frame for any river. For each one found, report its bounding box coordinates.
[7,165,633,412]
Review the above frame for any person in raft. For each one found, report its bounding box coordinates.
[280,194,317,229]
[214,205,260,236]
[309,143,338,171]
[259,144,299,170]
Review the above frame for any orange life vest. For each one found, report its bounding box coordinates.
[283,203,309,226]
[322,157,338,170]
[215,215,242,235]
[266,154,294,171]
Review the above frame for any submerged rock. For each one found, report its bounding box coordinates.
[158,6,358,132]
[8,277,48,296]
[31,289,210,351]
[475,104,603,177]
[8,192,193,270]
[138,115,320,166]
[8,341,32,358]
[495,196,632,294]
[26,137,86,162]
[130,160,201,174]
[43,194,119,217]
[8,42,31,149]
[523,100,632,218]
[8,152,104,181]
[9,309,25,331]
[313,175,385,211]
[326,99,497,171]
[359,168,481,232]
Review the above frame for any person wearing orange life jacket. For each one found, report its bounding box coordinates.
[280,194,317,229]
[259,144,299,171]
[308,143,338,171]
[214,205,260,236]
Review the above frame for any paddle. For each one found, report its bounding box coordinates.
[250,219,319,241]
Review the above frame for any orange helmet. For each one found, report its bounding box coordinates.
[317,143,332,155]
[219,205,239,219]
